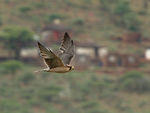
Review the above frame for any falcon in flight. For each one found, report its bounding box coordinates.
[35,32,75,73]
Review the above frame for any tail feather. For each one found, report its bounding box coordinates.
[33,68,49,73]
[33,70,42,73]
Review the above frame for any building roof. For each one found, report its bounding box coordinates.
[76,42,103,48]
[41,23,71,32]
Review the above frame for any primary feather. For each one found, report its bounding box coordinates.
[59,32,75,65]
[37,42,64,69]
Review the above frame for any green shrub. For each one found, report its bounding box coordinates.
[38,84,62,101]
[41,103,59,113]
[113,1,131,16]
[81,101,99,109]
[121,77,150,93]
[0,16,2,26]
[71,18,84,26]
[119,71,150,93]
[4,0,10,4]
[113,1,142,31]
[0,80,9,94]
[20,87,35,99]
[48,13,66,22]
[0,99,30,113]
[80,101,101,113]
[98,0,112,12]
[88,109,102,113]
[19,6,32,13]
[28,97,40,106]
[122,13,142,31]
[0,66,6,75]
[34,2,46,8]
[1,60,23,75]
[17,72,35,85]
[119,71,144,81]
[115,99,131,111]
[138,10,147,15]
[89,75,111,92]
[0,87,7,97]
[90,81,108,92]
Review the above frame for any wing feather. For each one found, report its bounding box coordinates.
[37,42,64,68]
[58,32,75,65]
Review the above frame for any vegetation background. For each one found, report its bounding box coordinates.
[1,0,150,113]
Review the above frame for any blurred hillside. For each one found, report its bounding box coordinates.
[1,0,150,113]
[1,0,150,68]
[1,0,150,44]
[1,61,150,113]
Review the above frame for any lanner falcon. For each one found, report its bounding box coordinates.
[34,32,75,73]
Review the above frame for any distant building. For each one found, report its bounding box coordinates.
[101,53,121,67]
[98,47,108,58]
[122,33,142,43]
[72,54,90,70]
[101,53,139,68]
[41,19,72,44]
[20,47,38,58]
[121,54,139,67]
[145,47,150,60]
[76,43,106,59]
[74,43,107,69]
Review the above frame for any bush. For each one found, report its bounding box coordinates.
[0,99,30,113]
[0,16,2,26]
[38,84,62,101]
[17,72,35,85]
[4,0,10,4]
[0,87,7,97]
[99,0,112,12]
[119,71,150,93]
[89,75,112,92]
[0,66,6,75]
[28,97,40,106]
[48,13,66,22]
[115,99,131,111]
[81,101,99,109]
[80,101,101,113]
[90,81,108,92]
[71,18,84,26]
[119,71,144,81]
[1,60,23,75]
[122,13,142,31]
[34,2,46,8]
[138,10,147,15]
[19,6,32,13]
[113,1,131,16]
[113,1,142,31]
[20,87,35,100]
[0,80,9,97]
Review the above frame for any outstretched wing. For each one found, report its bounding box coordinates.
[58,32,75,65]
[37,42,64,69]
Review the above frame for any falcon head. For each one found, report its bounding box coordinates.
[66,65,74,71]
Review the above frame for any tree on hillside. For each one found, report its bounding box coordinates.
[99,0,142,32]
[142,0,150,14]
[0,26,33,60]
[99,0,119,12]
[113,1,142,31]
[1,60,23,75]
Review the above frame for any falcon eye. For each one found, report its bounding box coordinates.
[69,66,72,70]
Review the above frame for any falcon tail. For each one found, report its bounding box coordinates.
[33,68,49,73]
